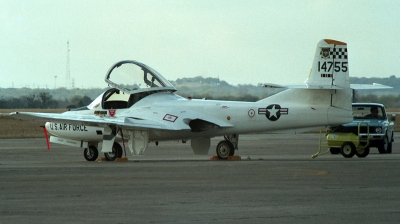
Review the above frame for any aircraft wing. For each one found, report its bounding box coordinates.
[9,109,233,131]
[9,111,181,130]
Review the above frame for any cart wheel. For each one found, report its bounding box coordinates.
[330,148,340,154]
[355,147,370,158]
[340,142,355,158]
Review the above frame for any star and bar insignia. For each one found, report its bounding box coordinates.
[258,104,288,121]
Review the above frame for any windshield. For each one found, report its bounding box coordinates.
[352,105,385,120]
[105,60,176,94]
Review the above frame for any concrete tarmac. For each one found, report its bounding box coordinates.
[1,133,400,223]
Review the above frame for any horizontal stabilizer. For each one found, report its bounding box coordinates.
[263,83,286,88]
[263,83,342,89]
[264,83,392,90]
[350,83,392,90]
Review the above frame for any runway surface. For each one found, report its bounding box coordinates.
[1,133,400,223]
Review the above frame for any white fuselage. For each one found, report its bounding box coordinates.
[46,89,352,143]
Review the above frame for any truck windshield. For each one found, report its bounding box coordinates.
[353,105,385,120]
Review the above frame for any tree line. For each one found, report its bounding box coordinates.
[355,94,400,108]
[1,91,399,109]
[0,92,93,109]
[1,75,400,108]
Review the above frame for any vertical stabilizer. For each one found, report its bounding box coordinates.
[305,39,349,89]
[306,39,351,114]
[261,39,353,126]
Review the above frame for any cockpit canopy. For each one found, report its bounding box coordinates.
[105,60,177,94]
[83,61,177,110]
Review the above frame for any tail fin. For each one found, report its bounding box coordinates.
[305,39,349,89]
[307,39,352,113]
[263,39,350,90]
[261,39,353,125]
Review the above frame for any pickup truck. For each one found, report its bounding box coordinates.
[327,103,395,158]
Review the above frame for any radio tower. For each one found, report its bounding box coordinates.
[66,40,71,89]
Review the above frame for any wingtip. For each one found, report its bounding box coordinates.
[372,83,393,88]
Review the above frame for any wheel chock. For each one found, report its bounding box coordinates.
[115,157,129,162]
[209,156,241,161]
[97,158,129,162]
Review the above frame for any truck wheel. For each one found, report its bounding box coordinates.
[387,142,392,154]
[378,135,389,154]
[340,142,355,158]
[355,147,370,158]
[387,132,393,153]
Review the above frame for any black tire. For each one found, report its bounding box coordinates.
[104,142,123,161]
[378,135,389,154]
[229,145,235,156]
[84,145,98,161]
[330,148,340,154]
[387,132,394,153]
[340,142,356,158]
[387,142,392,154]
[355,147,370,158]
[216,140,234,159]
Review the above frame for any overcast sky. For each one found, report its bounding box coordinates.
[1,0,399,89]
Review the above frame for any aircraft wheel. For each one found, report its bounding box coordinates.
[355,147,370,158]
[216,140,234,159]
[84,145,99,161]
[340,142,355,158]
[229,146,235,156]
[330,148,340,154]
[104,142,123,161]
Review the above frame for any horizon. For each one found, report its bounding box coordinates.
[0,75,398,91]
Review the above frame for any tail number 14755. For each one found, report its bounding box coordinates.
[318,61,348,73]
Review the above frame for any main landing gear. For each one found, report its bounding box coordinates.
[104,142,123,161]
[83,142,123,161]
[216,134,239,159]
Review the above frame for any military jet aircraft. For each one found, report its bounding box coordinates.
[10,39,380,161]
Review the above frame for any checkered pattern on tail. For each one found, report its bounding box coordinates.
[332,48,347,59]
[320,48,348,59]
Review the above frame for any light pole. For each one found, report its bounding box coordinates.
[54,76,57,89]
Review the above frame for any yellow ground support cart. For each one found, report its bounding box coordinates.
[313,122,370,158]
